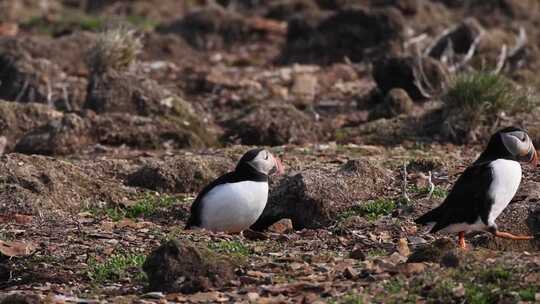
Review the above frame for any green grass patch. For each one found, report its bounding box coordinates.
[366,248,387,257]
[125,15,158,31]
[208,240,251,257]
[86,194,179,221]
[441,72,538,140]
[518,287,537,301]
[21,13,105,34]
[87,252,146,284]
[21,11,158,35]
[464,283,495,304]
[384,278,405,294]
[340,199,396,221]
[443,72,537,115]
[409,185,448,198]
[393,264,533,304]
[478,266,511,284]
[329,294,366,304]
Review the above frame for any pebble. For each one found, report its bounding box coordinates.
[142,292,165,299]
[247,292,260,303]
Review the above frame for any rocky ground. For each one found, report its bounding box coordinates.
[1,0,540,303]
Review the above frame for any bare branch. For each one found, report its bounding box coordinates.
[402,163,410,204]
[493,44,508,75]
[427,171,435,199]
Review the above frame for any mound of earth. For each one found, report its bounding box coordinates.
[127,154,233,193]
[0,153,136,216]
[279,7,405,64]
[253,159,392,230]
[143,239,238,293]
[226,103,322,146]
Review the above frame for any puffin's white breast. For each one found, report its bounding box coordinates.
[200,181,269,233]
[487,159,522,226]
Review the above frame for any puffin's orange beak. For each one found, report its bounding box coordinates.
[272,155,285,175]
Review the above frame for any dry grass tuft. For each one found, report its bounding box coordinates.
[440,71,538,142]
[86,26,142,74]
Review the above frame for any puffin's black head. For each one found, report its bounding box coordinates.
[479,127,538,166]
[236,148,285,175]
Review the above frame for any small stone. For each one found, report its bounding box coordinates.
[142,292,165,299]
[350,247,366,260]
[268,219,294,234]
[0,136,6,155]
[397,238,410,257]
[344,266,358,279]
[243,229,269,241]
[384,88,414,115]
[395,262,425,276]
[407,238,455,263]
[452,283,465,298]
[407,236,427,245]
[291,73,318,104]
[388,252,407,264]
[247,292,260,302]
[535,292,540,301]
[441,251,460,268]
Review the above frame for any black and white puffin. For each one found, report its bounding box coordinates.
[185,148,284,233]
[415,126,538,249]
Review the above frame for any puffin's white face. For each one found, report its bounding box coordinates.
[247,149,285,175]
[501,130,538,165]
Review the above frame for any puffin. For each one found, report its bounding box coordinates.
[415,126,538,249]
[186,148,284,233]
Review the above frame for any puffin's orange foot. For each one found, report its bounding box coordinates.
[493,231,533,240]
[458,231,468,250]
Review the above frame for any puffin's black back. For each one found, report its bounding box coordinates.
[415,127,525,232]
[185,148,269,229]
[415,164,493,232]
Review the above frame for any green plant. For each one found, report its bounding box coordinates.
[124,194,177,218]
[442,72,538,136]
[478,266,511,284]
[366,248,387,257]
[426,279,458,303]
[518,287,537,301]
[86,194,178,220]
[208,240,251,256]
[359,199,396,220]
[409,185,448,198]
[464,283,493,304]
[22,13,105,34]
[339,199,396,221]
[87,252,146,283]
[125,15,158,31]
[328,293,366,304]
[444,72,535,115]
[384,278,404,294]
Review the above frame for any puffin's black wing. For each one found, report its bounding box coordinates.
[415,162,494,233]
[185,172,238,229]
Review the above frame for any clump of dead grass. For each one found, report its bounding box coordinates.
[440,71,538,142]
[86,26,142,74]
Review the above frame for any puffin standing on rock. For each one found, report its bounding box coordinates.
[186,148,284,233]
[415,127,538,249]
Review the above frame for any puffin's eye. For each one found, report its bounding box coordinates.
[264,152,269,160]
